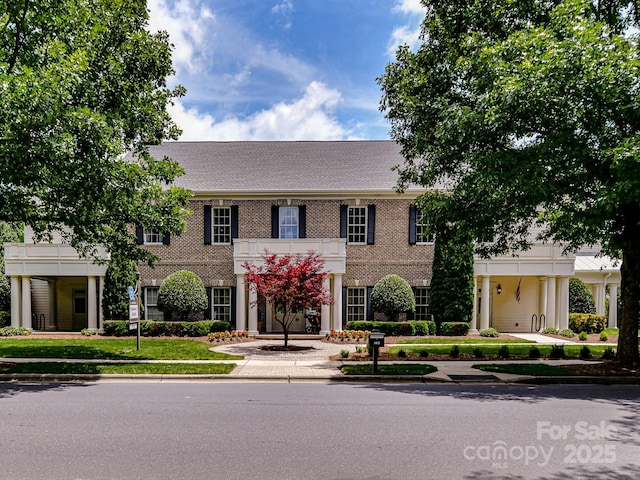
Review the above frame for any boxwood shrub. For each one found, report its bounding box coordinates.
[568,313,606,334]
[102,320,231,337]
[440,322,470,336]
[345,320,436,336]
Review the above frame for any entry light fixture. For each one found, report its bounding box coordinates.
[497,284,502,295]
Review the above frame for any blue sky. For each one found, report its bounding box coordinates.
[148,0,426,141]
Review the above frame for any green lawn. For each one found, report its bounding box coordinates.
[0,362,236,375]
[395,338,534,345]
[386,344,614,357]
[474,364,578,376]
[341,364,437,375]
[0,338,242,360]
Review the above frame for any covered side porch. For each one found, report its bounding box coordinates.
[3,243,108,331]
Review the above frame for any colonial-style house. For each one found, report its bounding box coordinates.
[4,141,620,334]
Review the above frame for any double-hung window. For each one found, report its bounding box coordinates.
[144,287,164,321]
[346,287,366,322]
[279,206,299,239]
[413,287,432,321]
[212,207,232,244]
[144,229,163,245]
[347,207,367,244]
[211,288,231,322]
[415,210,435,244]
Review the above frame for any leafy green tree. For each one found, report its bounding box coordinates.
[0,0,191,265]
[370,274,415,322]
[569,278,596,314]
[379,0,640,365]
[102,256,139,320]
[429,215,475,327]
[158,270,208,322]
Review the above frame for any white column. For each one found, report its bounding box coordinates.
[87,276,98,331]
[48,280,57,330]
[320,276,331,334]
[333,274,343,331]
[608,283,619,328]
[469,276,478,333]
[594,283,605,316]
[235,275,247,331]
[21,276,32,330]
[10,276,21,328]
[538,277,548,331]
[547,276,557,329]
[248,287,258,335]
[98,276,105,332]
[480,276,490,330]
[557,276,569,330]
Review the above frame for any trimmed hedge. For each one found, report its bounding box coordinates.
[569,313,606,334]
[102,320,231,337]
[0,310,10,328]
[440,322,470,336]
[346,320,436,336]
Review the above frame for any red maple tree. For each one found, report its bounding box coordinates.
[243,250,333,346]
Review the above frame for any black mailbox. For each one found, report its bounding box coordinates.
[369,331,385,348]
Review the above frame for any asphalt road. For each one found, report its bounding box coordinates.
[1,382,639,479]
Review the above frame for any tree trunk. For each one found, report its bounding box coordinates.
[617,208,640,366]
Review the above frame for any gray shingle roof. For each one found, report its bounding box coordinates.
[148,141,418,196]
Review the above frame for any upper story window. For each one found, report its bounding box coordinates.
[415,210,435,244]
[340,204,375,245]
[271,205,306,239]
[144,229,163,245]
[136,227,170,246]
[212,207,231,244]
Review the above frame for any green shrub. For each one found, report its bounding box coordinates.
[81,328,97,336]
[578,331,588,341]
[345,320,435,336]
[542,327,559,335]
[550,344,566,359]
[397,349,407,358]
[440,322,470,336]
[102,320,230,337]
[102,255,138,320]
[600,332,609,342]
[370,274,416,321]
[410,321,435,336]
[559,329,575,338]
[0,275,10,311]
[528,346,541,359]
[419,349,429,358]
[579,346,592,359]
[602,347,615,360]
[569,278,596,314]
[0,326,31,336]
[396,322,415,336]
[450,345,460,358]
[473,347,484,358]
[0,310,10,328]
[340,349,350,359]
[569,313,606,334]
[479,327,500,338]
[498,345,510,359]
[158,270,208,321]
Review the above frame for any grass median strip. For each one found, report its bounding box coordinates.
[0,338,242,361]
[395,338,535,345]
[341,364,437,375]
[386,344,614,357]
[474,364,578,376]
[0,362,237,375]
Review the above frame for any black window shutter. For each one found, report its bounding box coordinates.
[339,205,348,238]
[162,233,171,245]
[299,205,306,239]
[342,286,348,328]
[409,205,417,245]
[204,287,212,320]
[204,205,212,245]
[135,226,144,245]
[366,286,374,321]
[367,204,376,245]
[230,286,237,330]
[231,205,239,241]
[271,205,279,239]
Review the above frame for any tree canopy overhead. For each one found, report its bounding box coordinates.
[0,0,191,265]
[379,0,640,365]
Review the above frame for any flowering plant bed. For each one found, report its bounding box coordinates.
[324,330,369,343]
[207,330,251,343]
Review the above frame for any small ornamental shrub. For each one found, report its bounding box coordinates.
[479,327,500,338]
[579,346,592,359]
[158,270,208,321]
[397,322,415,336]
[81,328,97,336]
[550,344,566,359]
[0,326,31,336]
[440,322,470,336]
[602,347,616,360]
[569,313,606,334]
[370,274,416,322]
[419,349,429,358]
[569,278,596,314]
[578,331,588,341]
[600,332,609,342]
[473,347,484,358]
[542,327,559,335]
[559,329,575,338]
[0,310,10,328]
[340,349,350,359]
[449,345,460,358]
[528,346,541,359]
[498,345,510,359]
[397,349,407,358]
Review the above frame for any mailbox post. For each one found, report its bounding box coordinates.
[368,330,385,373]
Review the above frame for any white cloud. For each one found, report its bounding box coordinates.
[393,0,426,15]
[387,0,426,57]
[271,0,294,29]
[171,82,350,140]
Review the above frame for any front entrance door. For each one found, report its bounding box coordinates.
[72,289,87,330]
